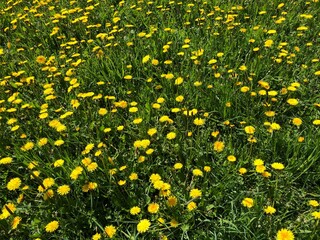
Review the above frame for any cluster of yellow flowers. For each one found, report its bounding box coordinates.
[0,0,319,239]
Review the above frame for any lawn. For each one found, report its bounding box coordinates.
[0,0,319,239]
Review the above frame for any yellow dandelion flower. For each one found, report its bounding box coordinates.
[287,98,299,106]
[43,189,54,200]
[174,163,183,170]
[187,201,197,211]
[43,178,55,188]
[204,166,211,172]
[264,206,276,214]
[45,220,59,232]
[175,95,184,102]
[226,155,236,162]
[276,228,294,240]
[239,168,247,175]
[118,180,126,186]
[0,157,13,165]
[54,139,64,146]
[11,216,22,230]
[151,59,159,65]
[104,225,116,238]
[57,185,70,195]
[239,65,247,71]
[256,165,266,173]
[38,138,48,147]
[129,173,138,180]
[189,188,202,198]
[193,118,205,126]
[242,198,254,208]
[147,128,157,136]
[36,55,46,64]
[148,203,159,214]
[167,196,178,207]
[244,126,255,134]
[92,233,101,240]
[213,141,225,152]
[130,206,141,215]
[312,119,320,125]
[311,211,320,219]
[137,219,151,233]
[153,180,164,190]
[175,77,184,85]
[98,108,108,115]
[166,132,176,140]
[7,178,21,191]
[192,169,203,176]
[309,200,319,207]
[271,162,285,170]
[254,159,264,166]
[170,219,179,228]
[264,39,274,47]
[292,118,302,126]
[142,55,151,63]
[87,162,98,172]
[54,159,64,167]
[21,141,34,151]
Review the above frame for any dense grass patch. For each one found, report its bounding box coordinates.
[0,0,319,239]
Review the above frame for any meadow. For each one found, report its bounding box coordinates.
[0,0,320,239]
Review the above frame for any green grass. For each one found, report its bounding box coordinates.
[0,0,320,239]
